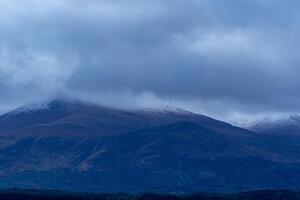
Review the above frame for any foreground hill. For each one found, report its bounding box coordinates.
[0,100,299,192]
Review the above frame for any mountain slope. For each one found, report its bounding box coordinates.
[0,100,299,193]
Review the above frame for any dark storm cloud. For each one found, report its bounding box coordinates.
[0,0,300,119]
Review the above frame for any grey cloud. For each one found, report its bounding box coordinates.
[0,0,300,121]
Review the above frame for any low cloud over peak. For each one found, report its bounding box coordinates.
[0,0,300,122]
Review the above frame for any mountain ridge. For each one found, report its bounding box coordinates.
[0,99,299,192]
[0,99,251,137]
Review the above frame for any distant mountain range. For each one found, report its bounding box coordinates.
[0,99,299,193]
[245,115,300,135]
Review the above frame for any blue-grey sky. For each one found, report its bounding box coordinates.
[0,0,300,121]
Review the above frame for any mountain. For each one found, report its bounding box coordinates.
[246,115,300,135]
[0,100,300,193]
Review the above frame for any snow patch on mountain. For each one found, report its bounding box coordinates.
[236,114,300,134]
[6,103,51,116]
[138,106,193,115]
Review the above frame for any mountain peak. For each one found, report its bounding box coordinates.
[5,99,70,117]
[6,98,196,119]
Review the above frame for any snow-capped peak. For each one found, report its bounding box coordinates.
[3,99,68,117]
[6,103,51,116]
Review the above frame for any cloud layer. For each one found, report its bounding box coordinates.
[0,0,300,120]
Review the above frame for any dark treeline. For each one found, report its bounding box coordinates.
[0,189,299,200]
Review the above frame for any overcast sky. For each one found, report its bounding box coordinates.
[0,0,300,121]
